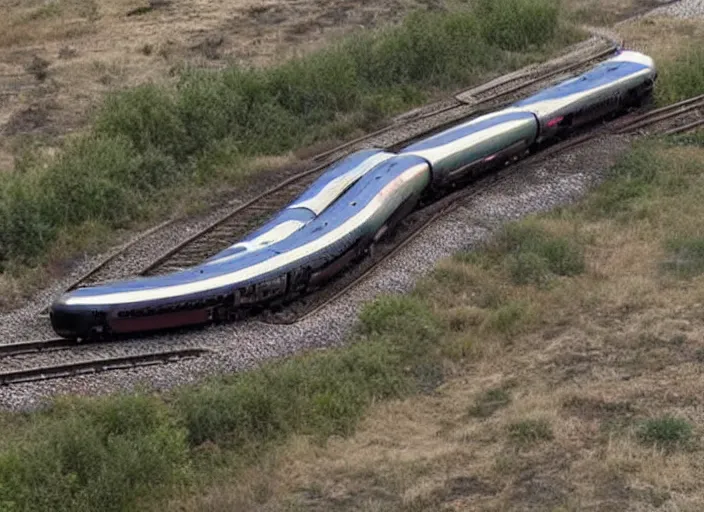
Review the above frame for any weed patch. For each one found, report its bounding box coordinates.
[0,1,576,272]
[637,416,693,450]
[507,418,554,444]
[0,395,189,512]
[469,387,512,418]
[475,0,561,51]
[484,300,533,336]
[662,236,704,278]
[586,142,663,219]
[485,222,585,285]
[655,44,704,106]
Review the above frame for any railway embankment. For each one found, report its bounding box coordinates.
[0,0,579,309]
[0,2,703,511]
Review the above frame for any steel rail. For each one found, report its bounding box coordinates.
[0,348,211,385]
[277,95,704,324]
[615,94,704,133]
[666,118,704,136]
[135,47,619,278]
[0,338,79,358]
[40,40,618,297]
[309,42,618,164]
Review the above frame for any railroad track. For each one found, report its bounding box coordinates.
[0,346,210,385]
[39,38,617,300]
[17,93,702,386]
[10,92,701,386]
[264,94,704,324]
[137,42,620,277]
[0,337,80,358]
[614,94,704,136]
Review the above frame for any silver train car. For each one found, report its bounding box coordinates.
[50,50,656,339]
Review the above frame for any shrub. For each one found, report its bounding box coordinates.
[0,135,177,265]
[475,0,561,51]
[176,338,410,447]
[637,416,693,449]
[95,85,187,159]
[0,395,189,512]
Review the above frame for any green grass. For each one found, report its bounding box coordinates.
[655,44,704,106]
[0,395,189,512]
[0,295,442,512]
[473,222,585,286]
[637,416,694,449]
[662,236,704,278]
[474,0,560,51]
[507,418,554,444]
[0,0,577,272]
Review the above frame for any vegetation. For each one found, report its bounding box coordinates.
[4,129,703,510]
[0,294,443,512]
[654,43,704,106]
[507,418,554,444]
[637,416,694,449]
[0,0,577,276]
[3,5,704,512]
[1,131,704,510]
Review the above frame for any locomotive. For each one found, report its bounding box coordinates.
[50,50,657,339]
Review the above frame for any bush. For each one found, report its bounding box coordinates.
[175,339,408,447]
[0,135,179,266]
[655,45,704,106]
[0,395,189,512]
[475,0,561,51]
[1,2,571,269]
[637,416,693,449]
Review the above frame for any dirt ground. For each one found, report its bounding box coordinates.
[0,0,441,171]
[0,0,674,173]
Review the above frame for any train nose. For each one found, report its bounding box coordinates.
[49,301,98,339]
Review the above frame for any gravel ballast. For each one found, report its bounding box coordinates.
[0,0,699,410]
[647,0,704,18]
[0,134,632,411]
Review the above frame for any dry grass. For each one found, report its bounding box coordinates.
[0,0,100,48]
[563,0,671,26]
[617,14,704,58]
[169,138,704,512]
[168,12,704,508]
[0,0,434,177]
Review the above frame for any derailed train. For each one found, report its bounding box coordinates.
[50,50,657,339]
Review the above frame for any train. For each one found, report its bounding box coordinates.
[50,49,657,339]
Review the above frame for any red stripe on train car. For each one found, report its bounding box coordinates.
[108,309,211,333]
